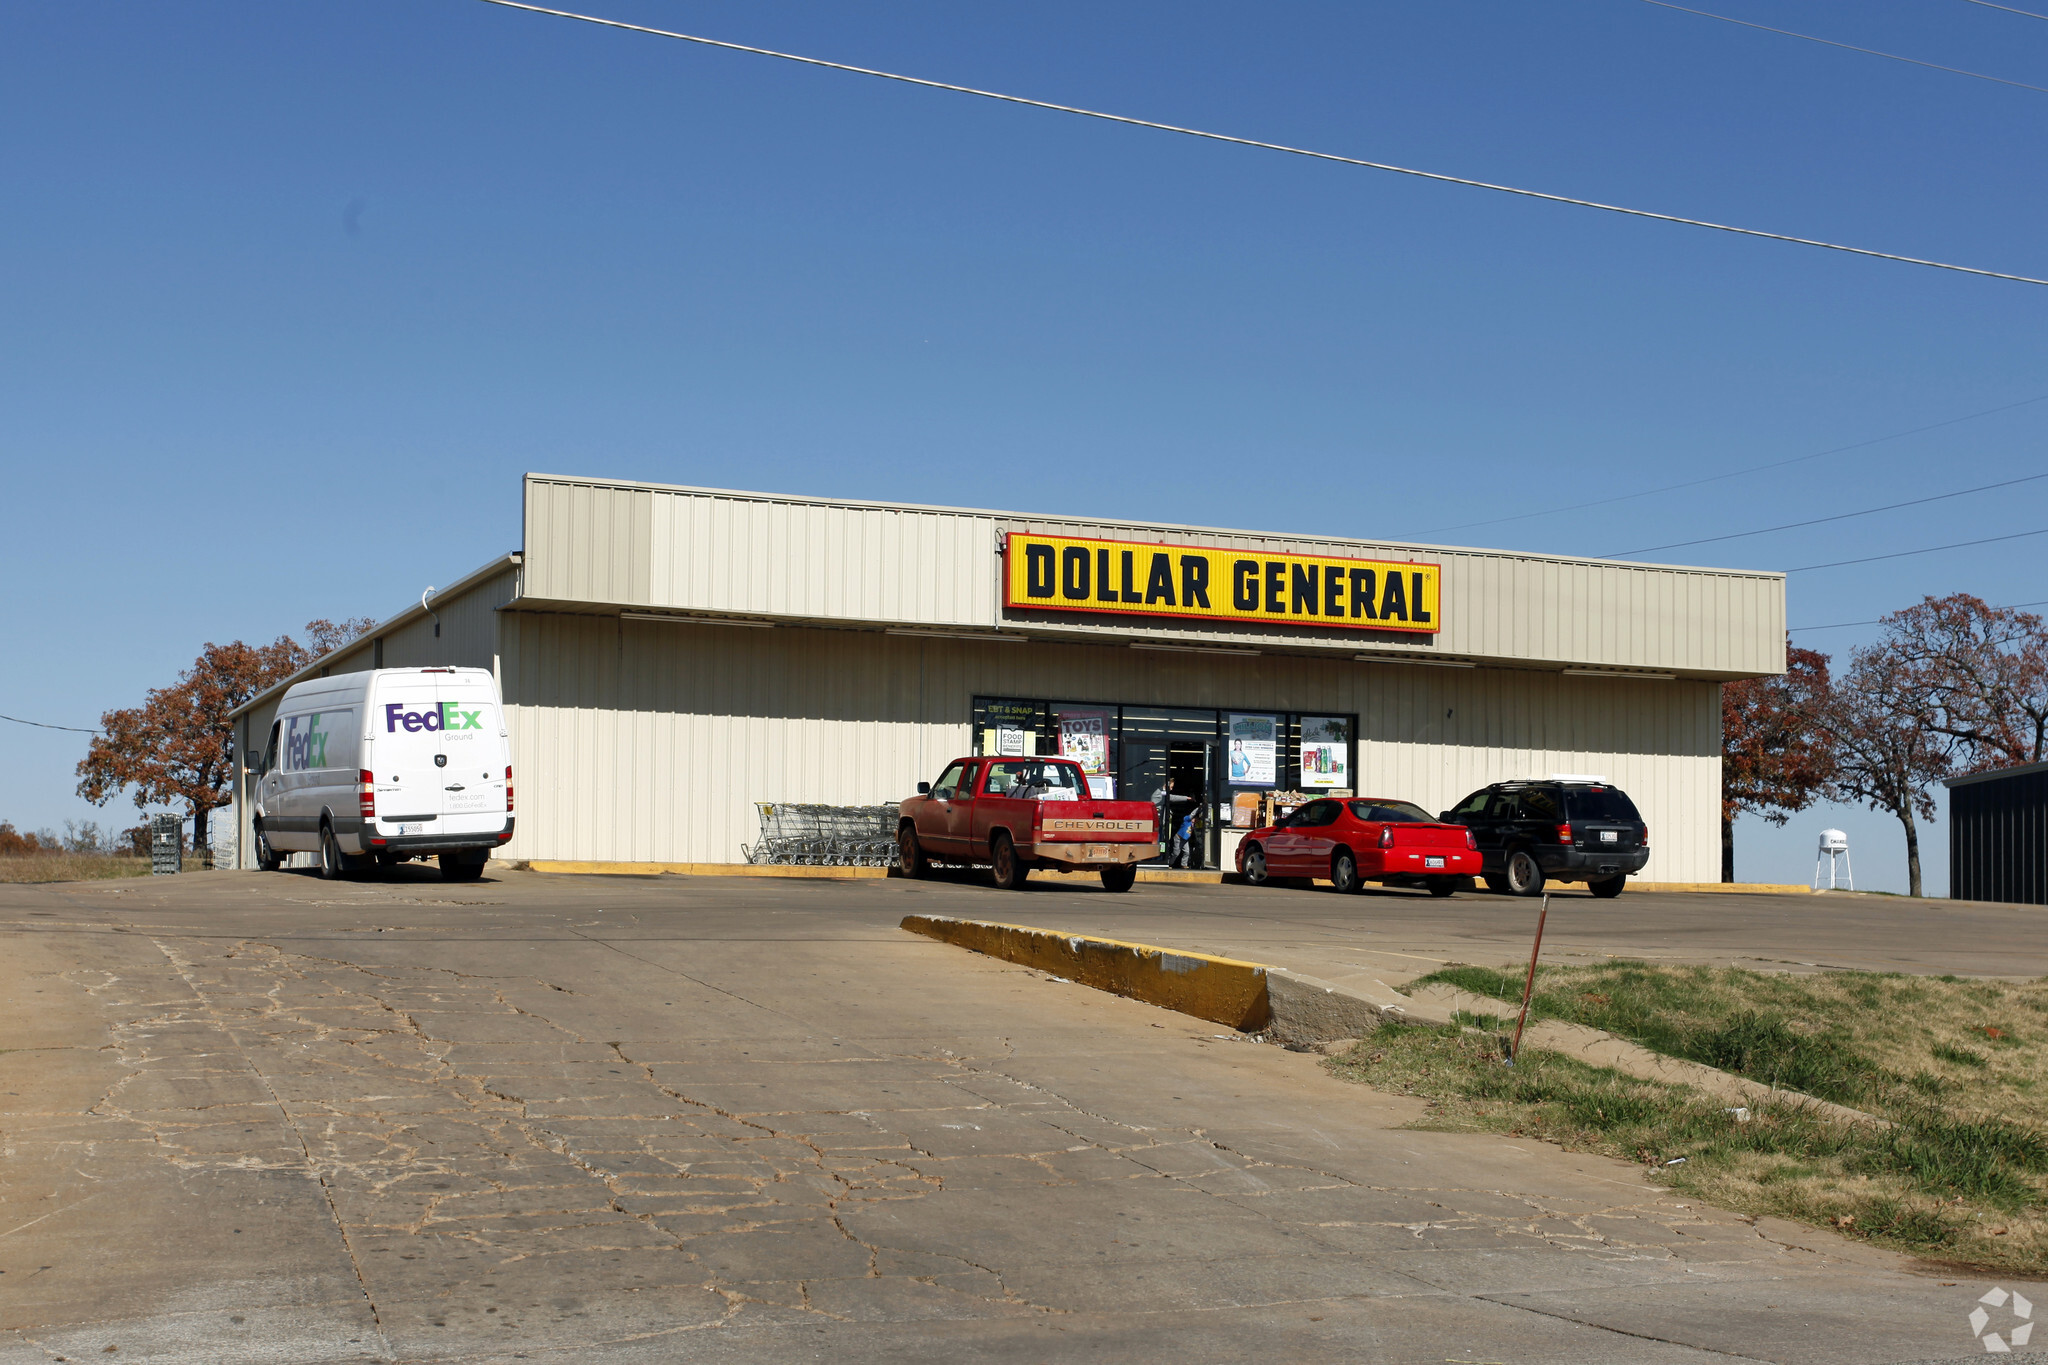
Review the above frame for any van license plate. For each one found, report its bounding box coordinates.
[1424,856,1445,868]
[400,823,424,836]
[1600,830,1618,842]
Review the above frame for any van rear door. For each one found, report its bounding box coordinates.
[371,681,449,834]
[433,676,508,835]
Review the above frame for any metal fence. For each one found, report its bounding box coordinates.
[743,803,900,867]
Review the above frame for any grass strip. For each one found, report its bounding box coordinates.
[1326,960,2048,1271]
[0,854,154,883]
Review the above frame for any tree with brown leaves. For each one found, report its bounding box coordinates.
[74,619,376,851]
[1884,593,2048,775]
[1721,645,1836,882]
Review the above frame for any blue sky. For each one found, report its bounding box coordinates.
[5,0,2045,891]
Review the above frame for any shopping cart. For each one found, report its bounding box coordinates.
[743,803,901,867]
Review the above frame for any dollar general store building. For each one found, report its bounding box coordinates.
[230,474,1785,881]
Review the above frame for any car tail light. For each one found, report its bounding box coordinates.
[1379,825,1395,848]
[359,770,376,819]
[506,766,514,813]
[1556,823,1574,845]
[1465,828,1477,850]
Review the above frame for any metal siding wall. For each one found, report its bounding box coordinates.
[497,620,1721,878]
[378,567,518,671]
[523,478,1783,677]
[1949,769,2048,906]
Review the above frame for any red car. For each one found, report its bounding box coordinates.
[1237,796,1480,896]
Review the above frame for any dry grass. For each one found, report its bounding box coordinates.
[1327,961,2048,1272]
[0,854,154,884]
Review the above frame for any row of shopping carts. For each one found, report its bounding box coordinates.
[742,803,901,867]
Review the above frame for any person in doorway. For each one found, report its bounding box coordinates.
[1152,777,1192,864]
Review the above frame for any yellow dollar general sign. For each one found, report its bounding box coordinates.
[1003,534,1440,634]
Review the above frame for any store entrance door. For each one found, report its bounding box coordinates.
[1165,743,1214,869]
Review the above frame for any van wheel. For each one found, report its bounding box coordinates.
[318,824,345,881]
[1505,849,1546,897]
[255,824,282,872]
[1330,849,1363,894]
[990,833,1028,891]
[898,825,927,879]
[440,853,486,882]
[1241,844,1270,886]
[1589,874,1626,899]
[1099,864,1137,893]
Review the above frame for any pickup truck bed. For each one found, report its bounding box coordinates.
[898,756,1159,892]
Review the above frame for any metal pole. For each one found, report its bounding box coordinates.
[1508,893,1550,1065]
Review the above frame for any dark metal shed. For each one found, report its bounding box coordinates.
[1946,760,2048,905]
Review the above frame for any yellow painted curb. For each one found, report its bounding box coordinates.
[1134,869,1225,883]
[1630,882,1813,894]
[527,860,888,880]
[901,914,1271,1031]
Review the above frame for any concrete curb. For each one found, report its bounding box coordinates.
[526,861,887,879]
[900,915,1273,1030]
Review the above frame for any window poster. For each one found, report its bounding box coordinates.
[996,728,1028,756]
[1300,716,1351,789]
[1055,708,1112,777]
[1226,713,1278,786]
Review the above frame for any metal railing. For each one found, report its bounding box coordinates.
[743,803,900,867]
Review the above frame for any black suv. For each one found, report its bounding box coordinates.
[1439,780,1648,898]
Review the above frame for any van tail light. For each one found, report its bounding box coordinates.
[1379,825,1395,849]
[1465,828,1478,850]
[505,765,515,813]
[359,770,376,819]
[1556,823,1574,845]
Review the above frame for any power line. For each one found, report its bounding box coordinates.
[0,712,99,735]
[1791,597,2048,631]
[1637,0,2048,94]
[1606,471,2048,557]
[1958,0,2048,21]
[473,0,2048,288]
[1418,391,2048,537]
[1787,525,2048,572]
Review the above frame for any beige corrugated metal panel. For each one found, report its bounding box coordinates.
[380,566,519,670]
[496,620,1723,880]
[523,475,1783,679]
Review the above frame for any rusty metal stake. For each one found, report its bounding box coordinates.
[1507,893,1549,1065]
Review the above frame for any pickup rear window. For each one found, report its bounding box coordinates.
[983,760,1084,801]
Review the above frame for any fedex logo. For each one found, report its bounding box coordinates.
[284,713,333,771]
[385,702,486,734]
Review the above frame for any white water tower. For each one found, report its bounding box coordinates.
[1813,828,1852,892]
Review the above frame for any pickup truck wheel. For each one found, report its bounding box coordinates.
[1099,864,1137,893]
[1241,844,1270,886]
[1588,874,1626,899]
[1505,848,1546,897]
[1330,849,1363,894]
[990,833,1028,891]
[898,825,927,879]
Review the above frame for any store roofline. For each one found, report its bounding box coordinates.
[228,551,522,722]
[1944,760,2048,789]
[526,472,1787,582]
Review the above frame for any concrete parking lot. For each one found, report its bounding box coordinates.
[2,868,2041,1364]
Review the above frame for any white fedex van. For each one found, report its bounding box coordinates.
[250,667,514,881]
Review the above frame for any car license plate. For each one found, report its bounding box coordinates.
[1600,830,1618,843]
[400,823,424,836]
[1424,856,1445,868]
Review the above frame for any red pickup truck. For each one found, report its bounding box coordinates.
[898,757,1159,892]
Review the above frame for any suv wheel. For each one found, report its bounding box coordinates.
[1589,874,1626,899]
[1505,849,1545,897]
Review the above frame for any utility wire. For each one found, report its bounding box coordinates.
[1637,0,2048,94]
[1419,391,2048,537]
[1792,597,2048,631]
[473,0,2048,287]
[1606,471,2048,557]
[1958,0,2048,21]
[0,712,99,735]
[1787,526,2048,572]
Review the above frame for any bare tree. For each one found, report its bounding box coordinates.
[1815,643,1952,898]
